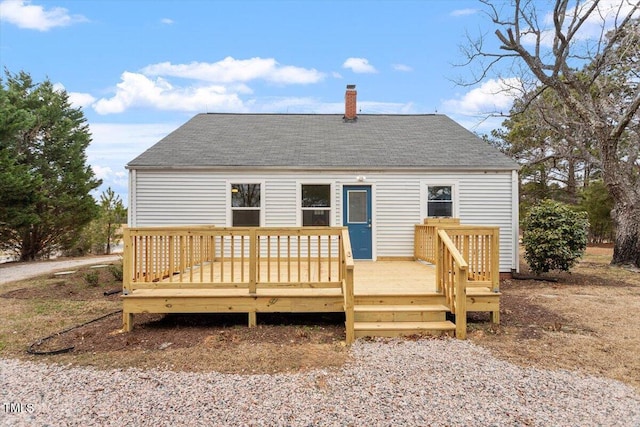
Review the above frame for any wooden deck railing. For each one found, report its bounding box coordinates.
[435,229,468,339]
[414,218,460,263]
[123,226,352,291]
[414,222,499,291]
[122,225,356,342]
[444,226,500,291]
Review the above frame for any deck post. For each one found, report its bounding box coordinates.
[122,227,132,295]
[491,227,500,292]
[249,228,258,294]
[456,266,467,339]
[123,312,133,332]
[344,269,355,344]
[491,227,500,324]
[341,228,355,344]
[435,233,442,293]
[248,311,257,327]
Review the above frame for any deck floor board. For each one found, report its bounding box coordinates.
[354,261,436,295]
[149,260,438,296]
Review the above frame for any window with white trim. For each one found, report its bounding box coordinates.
[301,184,331,226]
[231,183,261,226]
[427,185,453,217]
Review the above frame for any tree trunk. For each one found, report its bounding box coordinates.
[611,201,640,267]
[20,226,38,261]
[566,156,577,204]
[106,222,112,255]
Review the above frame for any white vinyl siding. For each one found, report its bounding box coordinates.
[133,171,223,226]
[131,169,517,272]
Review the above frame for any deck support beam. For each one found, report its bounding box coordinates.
[491,310,500,324]
[248,311,257,327]
[123,312,133,332]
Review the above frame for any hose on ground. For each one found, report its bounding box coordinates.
[27,310,122,355]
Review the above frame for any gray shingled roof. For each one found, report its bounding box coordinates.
[127,113,518,170]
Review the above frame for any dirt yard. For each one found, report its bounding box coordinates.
[469,245,640,391]
[0,246,638,390]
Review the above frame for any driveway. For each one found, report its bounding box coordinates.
[0,255,120,285]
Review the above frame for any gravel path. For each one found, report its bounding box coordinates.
[0,255,120,285]
[2,339,638,426]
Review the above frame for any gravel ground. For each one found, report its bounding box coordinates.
[1,339,638,426]
[0,255,120,285]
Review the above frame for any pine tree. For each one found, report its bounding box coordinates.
[0,70,101,260]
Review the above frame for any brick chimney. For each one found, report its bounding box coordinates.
[344,84,357,121]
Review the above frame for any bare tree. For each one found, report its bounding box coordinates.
[465,0,640,267]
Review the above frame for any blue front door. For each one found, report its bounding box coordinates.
[343,185,372,259]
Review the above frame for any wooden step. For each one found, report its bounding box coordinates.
[354,321,456,338]
[354,304,449,322]
[354,304,450,312]
[354,293,446,306]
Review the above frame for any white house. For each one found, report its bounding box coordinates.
[127,85,519,273]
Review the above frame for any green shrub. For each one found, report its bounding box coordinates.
[84,271,100,287]
[523,199,589,275]
[109,263,123,282]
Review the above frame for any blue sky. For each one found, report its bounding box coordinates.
[0,0,629,203]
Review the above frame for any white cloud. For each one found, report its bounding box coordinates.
[0,0,87,31]
[52,82,96,109]
[87,122,180,199]
[68,92,96,108]
[92,164,114,180]
[342,57,377,74]
[142,57,325,84]
[160,18,173,25]
[522,0,640,48]
[88,122,179,162]
[440,77,522,116]
[450,8,477,17]
[392,64,413,72]
[92,72,245,114]
[331,71,343,79]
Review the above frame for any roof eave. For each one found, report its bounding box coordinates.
[125,164,519,172]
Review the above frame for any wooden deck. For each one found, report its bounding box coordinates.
[354,260,436,295]
[121,223,501,343]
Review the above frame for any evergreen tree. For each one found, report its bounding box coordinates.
[0,70,101,260]
[99,187,127,255]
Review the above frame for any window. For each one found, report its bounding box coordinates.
[301,184,331,226]
[427,185,453,217]
[347,190,368,223]
[231,183,261,226]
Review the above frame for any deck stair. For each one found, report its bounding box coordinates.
[353,294,456,338]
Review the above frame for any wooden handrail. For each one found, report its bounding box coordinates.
[415,222,500,292]
[340,228,355,344]
[436,229,468,339]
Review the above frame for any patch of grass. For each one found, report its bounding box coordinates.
[33,300,65,315]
